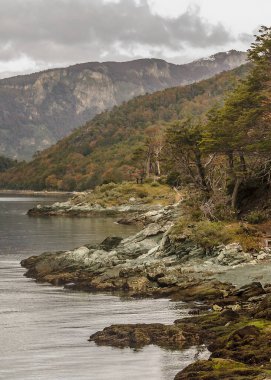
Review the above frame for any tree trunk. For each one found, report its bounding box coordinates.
[228,151,234,170]
[194,149,210,191]
[156,160,161,176]
[231,177,242,209]
[146,151,152,178]
[239,152,247,173]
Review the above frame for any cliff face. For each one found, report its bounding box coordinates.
[0,50,247,160]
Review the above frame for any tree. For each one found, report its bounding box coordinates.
[202,26,271,209]
[166,118,210,191]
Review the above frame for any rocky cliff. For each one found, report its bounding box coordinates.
[0,50,246,160]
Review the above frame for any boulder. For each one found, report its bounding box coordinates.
[253,294,271,319]
[100,236,123,251]
[233,282,266,300]
[89,323,186,350]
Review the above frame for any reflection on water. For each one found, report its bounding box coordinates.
[0,195,208,380]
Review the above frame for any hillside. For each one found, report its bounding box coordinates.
[0,63,249,191]
[0,51,247,160]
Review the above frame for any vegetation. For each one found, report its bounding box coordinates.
[0,155,18,172]
[165,26,271,219]
[171,218,262,252]
[71,181,176,207]
[0,64,248,191]
[1,27,271,226]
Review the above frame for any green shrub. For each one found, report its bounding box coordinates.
[190,221,232,251]
[245,210,267,224]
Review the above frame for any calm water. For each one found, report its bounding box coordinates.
[0,195,208,380]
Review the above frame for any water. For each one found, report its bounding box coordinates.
[0,195,208,380]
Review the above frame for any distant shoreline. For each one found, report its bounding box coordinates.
[0,189,74,196]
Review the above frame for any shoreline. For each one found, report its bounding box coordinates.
[0,189,75,196]
[20,199,271,379]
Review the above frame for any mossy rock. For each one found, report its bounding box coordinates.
[174,359,265,380]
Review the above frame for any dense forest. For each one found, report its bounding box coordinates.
[0,63,249,191]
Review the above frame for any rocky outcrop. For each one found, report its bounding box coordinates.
[0,52,247,160]
[21,203,271,300]
[89,323,187,350]
[90,290,271,380]
[27,199,163,217]
[174,359,265,380]
[20,200,271,380]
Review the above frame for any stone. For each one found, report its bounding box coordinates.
[253,294,271,319]
[89,323,186,350]
[213,304,222,312]
[257,252,268,260]
[233,282,266,300]
[174,358,264,380]
[157,275,178,287]
[100,236,123,251]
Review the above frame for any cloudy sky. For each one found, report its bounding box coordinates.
[0,0,270,78]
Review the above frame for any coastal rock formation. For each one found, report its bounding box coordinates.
[89,323,187,350]
[90,295,271,380]
[21,203,271,300]
[20,200,271,380]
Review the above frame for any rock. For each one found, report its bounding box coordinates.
[212,304,223,312]
[64,282,76,289]
[214,243,252,266]
[89,323,186,350]
[73,246,90,255]
[100,236,123,251]
[229,304,241,312]
[171,280,234,302]
[257,252,268,260]
[264,284,271,294]
[146,265,166,281]
[233,282,266,300]
[220,309,240,321]
[157,275,178,287]
[247,294,266,302]
[174,358,264,380]
[230,325,260,340]
[253,294,271,319]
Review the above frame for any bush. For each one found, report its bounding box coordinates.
[245,210,267,224]
[190,221,232,252]
[171,217,262,253]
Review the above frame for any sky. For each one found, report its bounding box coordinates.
[0,0,270,78]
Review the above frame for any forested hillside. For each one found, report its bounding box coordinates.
[0,64,249,190]
[0,51,246,160]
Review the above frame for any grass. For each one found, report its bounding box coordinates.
[170,219,263,252]
[71,181,176,207]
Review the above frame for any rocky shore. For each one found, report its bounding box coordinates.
[27,199,162,218]
[21,201,271,379]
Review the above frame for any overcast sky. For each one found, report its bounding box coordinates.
[0,0,270,78]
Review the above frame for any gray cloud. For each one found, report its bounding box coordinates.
[0,0,235,74]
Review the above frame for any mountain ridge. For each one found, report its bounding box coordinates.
[0,50,247,160]
[0,63,249,191]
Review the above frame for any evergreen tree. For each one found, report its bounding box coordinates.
[202,26,271,209]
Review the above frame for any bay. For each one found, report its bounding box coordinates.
[0,194,208,380]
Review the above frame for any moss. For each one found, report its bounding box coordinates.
[175,358,264,379]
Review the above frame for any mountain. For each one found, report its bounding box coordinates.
[0,50,247,160]
[0,63,249,191]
